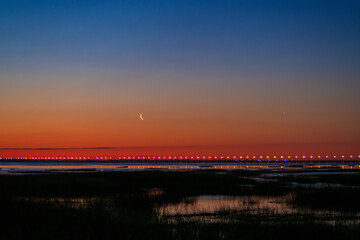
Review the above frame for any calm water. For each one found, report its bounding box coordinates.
[156,194,360,225]
[0,161,360,174]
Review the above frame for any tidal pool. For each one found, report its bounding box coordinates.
[155,194,360,225]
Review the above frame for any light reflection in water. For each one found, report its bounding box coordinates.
[155,194,360,225]
[1,161,360,175]
[13,189,360,226]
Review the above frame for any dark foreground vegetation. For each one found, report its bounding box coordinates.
[1,169,360,239]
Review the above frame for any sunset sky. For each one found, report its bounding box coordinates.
[1,0,359,157]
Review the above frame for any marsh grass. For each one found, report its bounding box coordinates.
[1,170,360,239]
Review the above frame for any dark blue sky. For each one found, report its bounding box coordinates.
[1,0,359,75]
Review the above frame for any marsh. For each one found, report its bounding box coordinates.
[1,167,360,239]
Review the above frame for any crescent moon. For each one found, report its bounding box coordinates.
[140,113,144,121]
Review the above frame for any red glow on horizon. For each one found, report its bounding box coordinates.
[1,154,360,161]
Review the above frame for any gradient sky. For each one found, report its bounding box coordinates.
[1,0,359,157]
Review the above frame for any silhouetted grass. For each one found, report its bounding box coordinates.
[291,187,360,211]
[1,170,360,239]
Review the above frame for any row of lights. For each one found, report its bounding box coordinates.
[0,155,360,160]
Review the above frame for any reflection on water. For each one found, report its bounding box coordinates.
[1,161,360,175]
[155,194,360,225]
[247,177,360,189]
[157,195,292,215]
[14,188,360,226]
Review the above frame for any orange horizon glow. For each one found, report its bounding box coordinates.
[0,142,359,159]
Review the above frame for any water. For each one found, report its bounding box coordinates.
[3,165,360,239]
[3,160,360,227]
[0,161,359,175]
[14,189,360,226]
[155,194,360,224]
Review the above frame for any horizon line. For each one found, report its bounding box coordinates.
[1,141,359,151]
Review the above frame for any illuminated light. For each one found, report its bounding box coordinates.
[260,156,263,158]
[310,156,313,159]
[253,156,256,159]
[240,156,243,159]
[334,156,337,158]
[266,156,269,159]
[280,156,283,159]
[215,156,218,159]
[233,156,236,159]
[288,156,291,158]
[197,156,200,159]
[318,156,321,158]
[341,155,345,158]
[295,156,298,158]
[273,156,277,159]
[246,156,249,159]
[350,155,353,158]
[303,156,306,158]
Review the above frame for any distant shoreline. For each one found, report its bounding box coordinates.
[1,159,360,163]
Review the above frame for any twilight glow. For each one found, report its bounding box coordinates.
[0,0,359,158]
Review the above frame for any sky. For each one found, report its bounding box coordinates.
[0,0,359,157]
